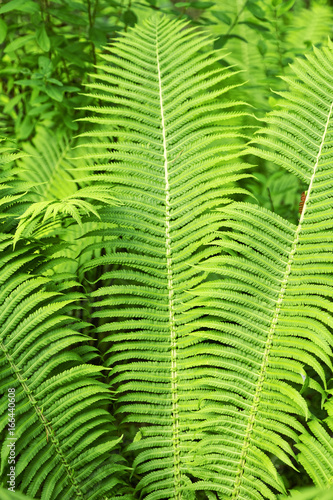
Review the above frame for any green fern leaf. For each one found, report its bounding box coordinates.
[185,41,333,498]
[79,15,251,500]
[11,130,118,245]
[0,223,128,498]
[17,130,88,201]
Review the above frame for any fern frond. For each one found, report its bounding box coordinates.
[78,15,251,499]
[0,236,128,499]
[0,486,36,500]
[0,135,28,167]
[185,40,333,498]
[10,130,118,244]
[13,193,110,247]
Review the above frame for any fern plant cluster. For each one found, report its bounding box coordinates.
[1,2,333,500]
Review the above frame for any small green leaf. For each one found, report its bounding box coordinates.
[15,79,42,88]
[36,25,50,52]
[123,9,138,27]
[61,85,80,92]
[0,0,39,14]
[0,19,7,44]
[47,78,63,86]
[247,0,267,20]
[175,2,191,7]
[257,39,267,56]
[212,11,231,25]
[38,56,53,76]
[31,72,44,80]
[45,85,64,102]
[133,430,142,442]
[239,20,269,32]
[214,34,247,49]
[4,34,35,53]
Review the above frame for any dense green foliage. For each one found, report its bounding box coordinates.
[1,1,333,499]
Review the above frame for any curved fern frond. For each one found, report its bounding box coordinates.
[185,40,333,498]
[78,15,251,500]
[0,233,128,499]
[10,130,117,245]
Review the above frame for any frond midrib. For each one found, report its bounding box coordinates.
[155,22,181,499]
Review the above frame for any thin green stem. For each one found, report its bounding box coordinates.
[226,0,249,36]
[156,23,181,500]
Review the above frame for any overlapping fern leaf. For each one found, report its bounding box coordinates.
[17,130,79,201]
[185,40,333,498]
[280,485,333,500]
[77,15,251,499]
[0,173,129,499]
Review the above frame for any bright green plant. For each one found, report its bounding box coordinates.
[0,0,149,139]
[1,11,333,500]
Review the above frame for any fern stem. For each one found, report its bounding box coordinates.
[155,23,181,500]
[231,98,333,500]
[1,340,85,498]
